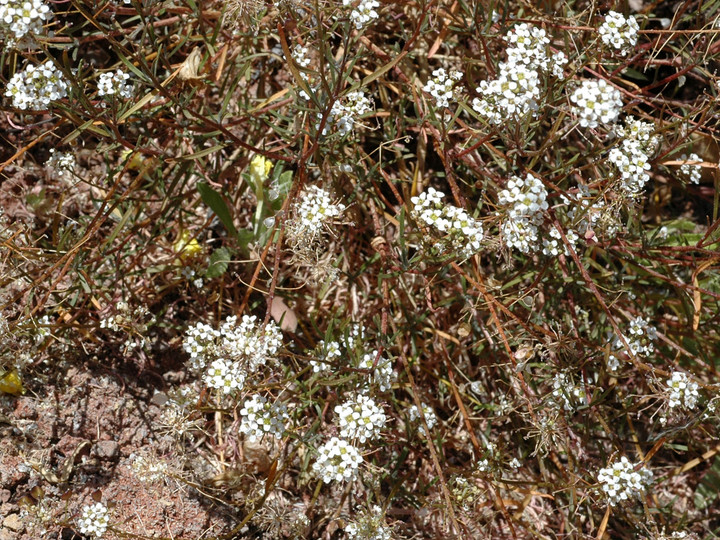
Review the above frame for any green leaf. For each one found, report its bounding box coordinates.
[197,182,238,237]
[694,456,720,510]
[205,247,231,278]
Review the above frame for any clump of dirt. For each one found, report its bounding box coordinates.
[0,364,234,539]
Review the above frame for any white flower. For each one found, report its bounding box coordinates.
[204,358,245,394]
[0,0,51,46]
[97,69,133,99]
[550,373,587,411]
[335,394,386,443]
[239,394,290,441]
[666,371,700,410]
[498,173,548,254]
[599,11,639,55]
[408,402,438,432]
[678,153,702,184]
[78,502,110,538]
[410,187,484,257]
[345,505,392,540]
[47,149,76,179]
[343,0,380,30]
[5,61,69,110]
[423,68,463,108]
[312,437,363,483]
[358,351,395,392]
[570,79,623,128]
[597,457,653,505]
[310,339,341,373]
[320,90,373,136]
[289,185,346,242]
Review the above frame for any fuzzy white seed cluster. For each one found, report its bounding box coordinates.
[497,173,548,254]
[410,187,484,257]
[598,11,640,55]
[609,117,659,195]
[570,79,623,129]
[97,69,133,99]
[561,184,620,239]
[551,373,587,411]
[423,68,463,108]
[345,506,392,540]
[343,0,379,30]
[321,91,373,136]
[358,350,395,392]
[290,185,346,242]
[131,453,168,483]
[183,315,283,389]
[472,24,567,125]
[5,61,69,110]
[597,457,653,505]
[239,394,290,441]
[666,371,700,410]
[0,0,51,46]
[312,436,363,483]
[679,153,702,184]
[77,503,110,538]
[335,394,386,443]
[408,402,438,431]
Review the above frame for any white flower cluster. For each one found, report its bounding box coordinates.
[551,373,587,411]
[472,24,567,125]
[290,185,346,241]
[609,117,659,195]
[346,506,392,540]
[358,350,395,392]
[343,0,379,30]
[408,402,438,431]
[322,90,373,136]
[666,371,700,410]
[410,186,484,257]
[597,456,653,505]
[97,69,133,99]
[312,436,363,483]
[204,358,245,393]
[5,61,69,110]
[310,339,341,373]
[77,503,110,538]
[239,394,290,441]
[598,11,639,55]
[615,316,658,362]
[497,173,548,254]
[570,79,623,129]
[183,315,283,386]
[335,394,386,443]
[542,226,580,257]
[423,68,463,108]
[47,149,76,179]
[679,153,702,184]
[291,44,313,100]
[0,0,51,47]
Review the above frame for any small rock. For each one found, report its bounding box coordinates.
[0,528,15,540]
[0,489,10,503]
[2,514,23,532]
[95,440,119,459]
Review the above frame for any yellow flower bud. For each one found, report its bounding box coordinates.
[250,155,273,184]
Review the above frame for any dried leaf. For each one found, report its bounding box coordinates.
[270,296,297,332]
